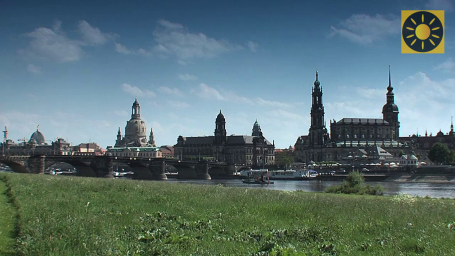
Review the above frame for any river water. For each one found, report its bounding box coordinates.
[161,179,455,198]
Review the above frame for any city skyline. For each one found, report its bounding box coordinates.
[1,0,454,149]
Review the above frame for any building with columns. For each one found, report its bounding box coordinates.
[174,111,275,166]
[294,68,409,164]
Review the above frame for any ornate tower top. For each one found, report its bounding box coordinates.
[252,119,262,137]
[131,98,141,119]
[314,70,320,87]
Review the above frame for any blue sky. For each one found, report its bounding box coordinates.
[1,0,454,149]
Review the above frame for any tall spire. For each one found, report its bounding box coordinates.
[37,124,39,131]
[3,126,7,142]
[149,128,156,147]
[117,127,121,135]
[388,65,391,88]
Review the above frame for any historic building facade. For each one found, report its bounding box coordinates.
[107,98,162,158]
[1,126,73,156]
[399,120,455,162]
[174,111,275,166]
[294,68,409,164]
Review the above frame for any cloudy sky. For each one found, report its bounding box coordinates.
[1,0,454,149]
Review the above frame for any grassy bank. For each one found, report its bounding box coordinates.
[0,176,16,255]
[1,173,455,255]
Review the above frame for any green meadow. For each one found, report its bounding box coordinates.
[1,173,455,255]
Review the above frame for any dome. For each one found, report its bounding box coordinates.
[409,155,418,160]
[124,119,148,146]
[216,110,225,122]
[29,128,45,145]
[382,103,399,113]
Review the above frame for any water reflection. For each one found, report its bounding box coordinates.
[163,179,455,198]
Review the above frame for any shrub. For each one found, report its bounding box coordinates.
[325,171,384,195]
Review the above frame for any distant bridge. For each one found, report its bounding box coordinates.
[0,155,246,180]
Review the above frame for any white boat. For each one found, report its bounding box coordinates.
[239,169,318,180]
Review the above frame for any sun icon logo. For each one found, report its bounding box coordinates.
[401,10,444,53]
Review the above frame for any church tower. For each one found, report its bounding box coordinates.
[214,110,227,144]
[252,119,262,136]
[115,127,123,147]
[382,66,400,140]
[149,128,156,147]
[309,71,327,146]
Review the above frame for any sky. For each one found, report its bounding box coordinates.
[1,0,455,149]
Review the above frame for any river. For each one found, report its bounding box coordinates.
[160,179,455,198]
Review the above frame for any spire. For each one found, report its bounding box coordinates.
[451,116,453,131]
[314,70,320,87]
[3,126,7,141]
[37,124,39,131]
[387,65,393,92]
[117,127,121,135]
[149,128,156,147]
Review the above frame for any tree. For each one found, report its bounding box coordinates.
[275,151,293,169]
[399,150,405,157]
[428,142,452,164]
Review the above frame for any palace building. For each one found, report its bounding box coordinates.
[294,68,408,164]
[174,111,275,166]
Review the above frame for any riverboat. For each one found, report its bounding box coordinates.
[242,169,274,184]
[239,169,318,180]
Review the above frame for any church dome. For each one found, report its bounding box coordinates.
[29,128,45,145]
[216,110,225,122]
[124,119,148,146]
[382,103,399,113]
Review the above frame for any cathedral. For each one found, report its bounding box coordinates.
[294,67,406,163]
[174,111,275,166]
[114,98,156,148]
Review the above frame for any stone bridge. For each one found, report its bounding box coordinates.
[0,155,244,180]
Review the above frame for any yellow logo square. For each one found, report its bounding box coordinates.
[401,10,444,54]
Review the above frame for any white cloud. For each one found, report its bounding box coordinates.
[157,86,183,96]
[425,0,454,12]
[22,20,84,62]
[115,42,153,56]
[247,41,258,52]
[77,20,116,45]
[329,14,400,45]
[191,83,296,108]
[167,100,191,108]
[322,72,455,138]
[120,83,156,97]
[178,73,198,81]
[434,58,455,73]
[192,83,225,100]
[21,20,114,62]
[27,64,41,74]
[113,110,128,117]
[115,43,131,54]
[152,19,243,62]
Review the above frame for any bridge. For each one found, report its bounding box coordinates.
[0,155,247,180]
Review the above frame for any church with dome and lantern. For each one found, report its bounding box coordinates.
[106,98,162,158]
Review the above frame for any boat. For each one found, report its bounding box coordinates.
[239,169,318,180]
[268,169,318,180]
[242,169,274,184]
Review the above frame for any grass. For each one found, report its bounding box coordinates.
[0,175,17,255]
[1,173,455,255]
